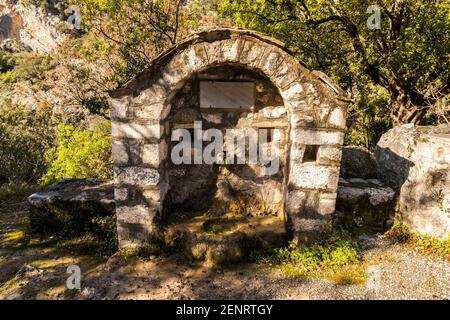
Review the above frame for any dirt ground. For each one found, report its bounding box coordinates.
[0,194,449,300]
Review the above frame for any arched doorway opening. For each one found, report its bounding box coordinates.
[162,65,289,254]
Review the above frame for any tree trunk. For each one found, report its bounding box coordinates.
[390,95,428,125]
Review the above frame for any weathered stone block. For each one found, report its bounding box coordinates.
[115,167,160,186]
[280,82,304,101]
[28,179,115,234]
[112,140,129,166]
[286,190,307,213]
[376,126,450,240]
[133,84,166,105]
[314,105,331,125]
[134,103,166,121]
[116,204,157,225]
[273,59,299,89]
[114,188,128,202]
[142,140,168,167]
[203,41,223,64]
[185,43,209,71]
[317,145,342,166]
[116,204,157,249]
[220,38,244,62]
[161,65,187,91]
[290,143,306,162]
[142,183,169,204]
[291,128,345,145]
[291,218,332,245]
[112,122,163,140]
[289,100,314,117]
[239,39,265,67]
[128,139,143,165]
[318,192,338,215]
[110,96,130,120]
[327,107,347,129]
[259,50,283,77]
[290,164,339,191]
[335,178,396,234]
[259,106,287,119]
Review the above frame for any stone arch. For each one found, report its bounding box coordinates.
[109,28,349,249]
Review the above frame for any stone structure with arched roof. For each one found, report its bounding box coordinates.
[109,28,349,249]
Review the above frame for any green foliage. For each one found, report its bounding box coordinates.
[386,224,450,260]
[11,53,54,86]
[0,103,54,183]
[91,215,118,255]
[79,95,110,119]
[40,119,113,185]
[0,50,55,89]
[219,0,450,127]
[345,85,392,150]
[0,44,17,74]
[251,230,361,277]
[71,0,189,86]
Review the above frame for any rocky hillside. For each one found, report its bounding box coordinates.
[0,0,66,52]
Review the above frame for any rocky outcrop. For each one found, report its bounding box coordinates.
[335,178,396,234]
[376,124,450,239]
[0,0,66,52]
[28,179,115,234]
[340,146,377,179]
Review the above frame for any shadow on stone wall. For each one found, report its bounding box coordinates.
[375,146,415,192]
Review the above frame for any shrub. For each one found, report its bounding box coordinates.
[0,43,17,73]
[40,119,113,185]
[0,103,54,183]
[91,215,118,255]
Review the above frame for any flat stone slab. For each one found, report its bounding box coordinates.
[29,178,114,208]
[335,178,396,234]
[28,179,115,234]
[338,178,395,206]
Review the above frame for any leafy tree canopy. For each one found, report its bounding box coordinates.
[219,0,449,125]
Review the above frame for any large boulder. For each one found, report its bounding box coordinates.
[376,124,450,239]
[28,179,115,235]
[340,146,377,179]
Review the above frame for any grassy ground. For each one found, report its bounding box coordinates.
[0,184,107,299]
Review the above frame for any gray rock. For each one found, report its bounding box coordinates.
[335,178,396,234]
[376,124,450,239]
[340,146,377,179]
[375,124,450,189]
[28,178,115,234]
[0,0,66,52]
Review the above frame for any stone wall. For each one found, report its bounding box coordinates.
[167,65,287,215]
[109,28,348,248]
